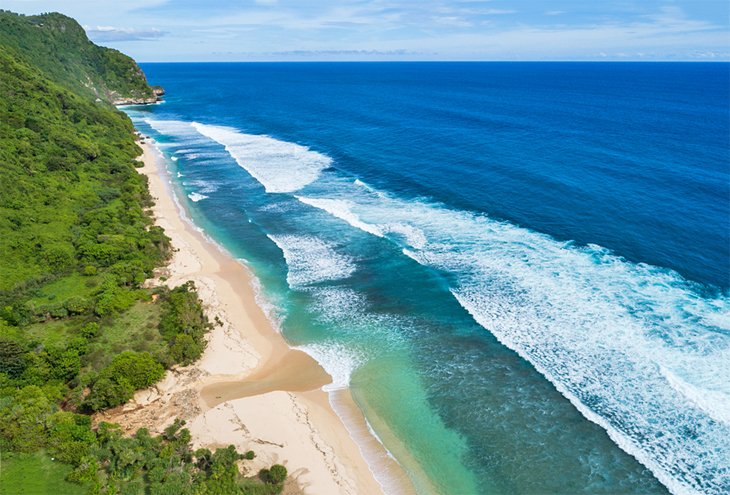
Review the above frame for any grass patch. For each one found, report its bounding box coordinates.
[85,300,165,371]
[24,318,83,348]
[239,478,284,495]
[0,451,86,495]
[27,273,100,306]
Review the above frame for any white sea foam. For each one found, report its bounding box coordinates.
[383,223,427,250]
[296,196,384,237]
[308,286,368,321]
[354,178,373,190]
[661,367,730,426]
[247,270,284,333]
[267,234,356,288]
[187,192,208,202]
[296,186,730,495]
[322,385,408,495]
[184,179,219,194]
[171,156,179,162]
[191,122,331,193]
[296,195,430,250]
[295,341,364,391]
[144,119,207,144]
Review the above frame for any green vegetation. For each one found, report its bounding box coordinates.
[0,10,155,102]
[72,420,283,495]
[0,46,166,296]
[0,451,87,495]
[0,9,286,494]
[259,464,288,485]
[0,419,286,495]
[84,351,164,411]
[158,281,212,366]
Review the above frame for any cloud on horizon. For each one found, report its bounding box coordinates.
[3,0,729,61]
[84,26,168,42]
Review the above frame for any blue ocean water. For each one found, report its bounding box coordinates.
[124,62,729,495]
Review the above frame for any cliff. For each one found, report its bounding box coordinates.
[0,10,162,104]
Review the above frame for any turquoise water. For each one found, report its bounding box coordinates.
[124,62,729,495]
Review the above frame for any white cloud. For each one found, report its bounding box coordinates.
[4,0,728,61]
[84,25,167,42]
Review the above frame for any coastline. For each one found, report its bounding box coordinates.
[97,139,414,494]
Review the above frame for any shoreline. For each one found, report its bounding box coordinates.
[99,138,414,494]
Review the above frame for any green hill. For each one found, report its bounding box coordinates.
[0,9,285,495]
[0,10,159,103]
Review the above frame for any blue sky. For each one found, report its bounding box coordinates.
[5,1,729,61]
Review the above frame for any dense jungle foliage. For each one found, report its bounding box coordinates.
[0,10,285,494]
[0,10,155,102]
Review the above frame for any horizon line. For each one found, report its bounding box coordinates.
[136,59,730,64]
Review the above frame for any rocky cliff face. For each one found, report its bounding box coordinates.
[113,85,166,105]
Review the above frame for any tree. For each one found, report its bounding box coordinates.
[104,351,164,389]
[268,464,288,484]
[0,386,54,451]
[260,463,288,485]
[85,351,164,411]
[0,337,26,378]
[169,333,204,366]
[84,375,134,411]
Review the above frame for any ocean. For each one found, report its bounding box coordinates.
[123,62,730,495]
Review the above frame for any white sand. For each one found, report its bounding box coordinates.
[94,140,414,494]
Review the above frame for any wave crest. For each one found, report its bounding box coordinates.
[192,122,331,193]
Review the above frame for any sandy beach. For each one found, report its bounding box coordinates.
[95,139,415,494]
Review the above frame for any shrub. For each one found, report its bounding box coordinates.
[48,305,69,319]
[168,333,204,366]
[94,286,137,316]
[0,337,26,378]
[0,386,54,452]
[158,282,210,340]
[65,296,91,314]
[47,347,81,381]
[106,351,164,389]
[81,321,100,339]
[269,464,287,484]
[84,375,135,411]
[260,464,287,484]
[157,282,211,366]
[85,351,164,410]
[47,411,96,463]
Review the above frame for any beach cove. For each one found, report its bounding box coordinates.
[96,140,414,495]
[1,6,728,494]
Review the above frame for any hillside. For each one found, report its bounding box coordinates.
[0,10,286,495]
[0,10,161,104]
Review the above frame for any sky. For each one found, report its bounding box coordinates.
[4,0,729,61]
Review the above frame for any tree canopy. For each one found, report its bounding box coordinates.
[0,9,286,494]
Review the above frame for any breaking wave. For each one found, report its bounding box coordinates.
[296,180,730,495]
[192,122,331,193]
